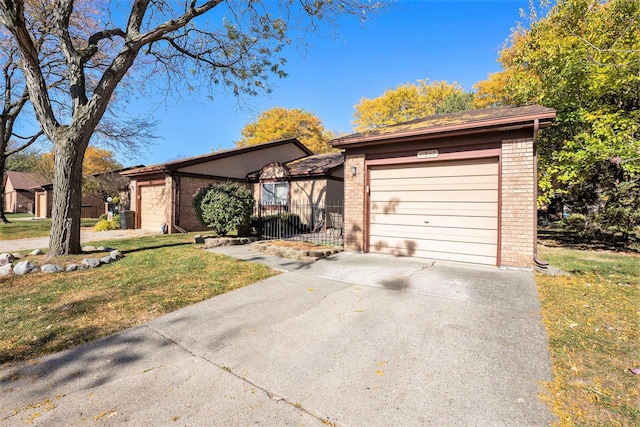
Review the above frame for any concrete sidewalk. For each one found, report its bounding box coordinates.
[0,228,155,253]
[0,246,555,426]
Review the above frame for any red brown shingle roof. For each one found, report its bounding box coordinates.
[332,104,556,148]
[4,171,47,191]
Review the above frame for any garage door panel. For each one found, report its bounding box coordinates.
[370,201,497,217]
[370,224,497,244]
[371,213,497,230]
[370,181,497,191]
[371,236,496,257]
[370,244,497,265]
[370,189,498,203]
[370,159,498,180]
[369,158,498,265]
[140,185,167,231]
[370,174,497,191]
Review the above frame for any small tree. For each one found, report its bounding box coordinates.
[193,183,254,237]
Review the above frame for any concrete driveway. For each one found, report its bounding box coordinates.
[0,247,555,426]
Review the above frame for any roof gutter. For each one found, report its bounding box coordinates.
[332,111,556,148]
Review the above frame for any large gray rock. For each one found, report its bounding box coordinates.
[13,261,38,275]
[29,249,44,256]
[81,258,101,268]
[0,253,13,266]
[109,250,123,260]
[41,264,63,274]
[100,256,113,264]
[12,252,25,259]
[66,264,86,272]
[0,264,12,276]
[82,246,97,252]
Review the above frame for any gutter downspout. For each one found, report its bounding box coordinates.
[164,171,187,234]
[532,119,549,268]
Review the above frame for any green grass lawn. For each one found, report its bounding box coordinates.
[3,212,35,219]
[0,218,98,240]
[536,244,639,426]
[0,234,276,364]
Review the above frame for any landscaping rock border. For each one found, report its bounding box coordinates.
[200,236,258,248]
[0,248,124,277]
[249,241,342,262]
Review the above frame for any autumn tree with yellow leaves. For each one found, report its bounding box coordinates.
[236,107,335,154]
[474,0,640,248]
[352,79,474,132]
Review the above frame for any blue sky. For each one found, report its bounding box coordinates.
[127,0,531,167]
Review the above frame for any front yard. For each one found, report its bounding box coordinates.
[0,234,276,364]
[1,219,638,426]
[0,217,98,240]
[536,244,639,426]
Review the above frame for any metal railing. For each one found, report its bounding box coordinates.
[253,200,344,247]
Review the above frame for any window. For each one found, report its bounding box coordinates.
[261,182,288,206]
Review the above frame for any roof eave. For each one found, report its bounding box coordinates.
[331,111,556,148]
[165,138,312,171]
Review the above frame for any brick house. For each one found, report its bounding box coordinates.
[120,138,336,232]
[32,166,143,219]
[247,151,344,208]
[331,105,556,269]
[3,171,45,214]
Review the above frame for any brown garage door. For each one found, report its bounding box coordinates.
[369,158,499,265]
[36,192,47,218]
[140,184,167,231]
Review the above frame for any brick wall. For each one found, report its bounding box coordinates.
[344,154,366,252]
[176,177,250,232]
[176,177,218,232]
[500,138,536,268]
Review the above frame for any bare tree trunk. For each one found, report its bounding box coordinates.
[48,135,88,256]
[0,154,9,224]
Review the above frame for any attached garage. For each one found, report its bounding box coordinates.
[122,139,314,233]
[332,105,556,269]
[139,184,168,231]
[369,158,498,265]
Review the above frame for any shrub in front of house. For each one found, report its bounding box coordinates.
[94,214,121,231]
[193,183,255,236]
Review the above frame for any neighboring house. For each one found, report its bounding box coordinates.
[332,104,556,269]
[248,151,344,207]
[32,165,144,219]
[121,138,318,232]
[248,151,345,232]
[3,171,45,214]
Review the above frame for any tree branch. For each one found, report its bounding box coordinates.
[5,130,44,156]
[0,0,59,138]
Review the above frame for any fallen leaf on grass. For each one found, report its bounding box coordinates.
[375,370,384,376]
[629,368,640,375]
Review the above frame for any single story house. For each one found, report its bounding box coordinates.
[248,151,344,231]
[3,171,45,214]
[121,138,345,233]
[32,166,144,219]
[247,151,344,207]
[331,104,556,269]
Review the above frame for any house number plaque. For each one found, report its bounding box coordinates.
[417,149,439,159]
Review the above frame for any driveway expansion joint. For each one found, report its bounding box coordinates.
[143,323,333,425]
